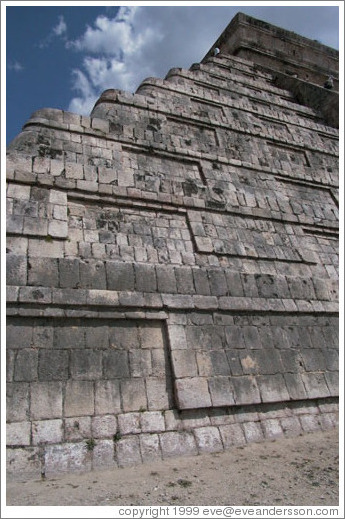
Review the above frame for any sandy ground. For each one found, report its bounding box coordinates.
[6,428,339,509]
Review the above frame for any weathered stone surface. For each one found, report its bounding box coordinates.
[91,415,117,438]
[194,426,223,453]
[92,439,116,469]
[116,436,142,467]
[160,431,198,458]
[175,378,212,409]
[64,381,95,417]
[32,419,63,445]
[45,442,91,475]
[219,423,246,448]
[6,448,41,479]
[30,382,63,420]
[6,421,31,446]
[140,433,162,462]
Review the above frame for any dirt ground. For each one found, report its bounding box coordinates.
[6,428,339,509]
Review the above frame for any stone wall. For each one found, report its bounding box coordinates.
[6,18,338,479]
[205,12,339,90]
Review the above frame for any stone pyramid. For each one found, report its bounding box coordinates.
[6,13,339,478]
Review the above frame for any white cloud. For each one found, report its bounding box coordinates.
[53,15,67,37]
[67,6,230,114]
[66,5,339,116]
[39,14,68,48]
[8,61,24,72]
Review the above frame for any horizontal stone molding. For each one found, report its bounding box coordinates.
[6,287,339,314]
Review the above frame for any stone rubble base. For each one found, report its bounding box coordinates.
[7,397,338,480]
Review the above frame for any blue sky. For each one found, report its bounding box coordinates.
[5,3,341,145]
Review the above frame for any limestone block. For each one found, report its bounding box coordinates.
[6,350,15,382]
[116,436,142,467]
[92,415,117,438]
[319,413,337,430]
[19,286,52,304]
[324,372,339,397]
[193,268,211,295]
[280,416,303,437]
[261,418,284,439]
[103,350,129,378]
[58,258,80,288]
[256,374,290,402]
[208,377,235,406]
[146,378,172,410]
[156,265,177,293]
[193,295,218,310]
[219,423,246,448]
[167,325,188,350]
[118,413,141,435]
[299,414,321,433]
[140,433,162,463]
[71,349,102,380]
[7,236,28,255]
[194,426,223,453]
[181,409,210,429]
[242,326,262,349]
[53,321,86,348]
[162,294,194,309]
[159,431,198,458]
[65,163,84,180]
[172,350,198,378]
[7,183,31,200]
[106,261,135,291]
[94,380,121,415]
[50,160,65,177]
[119,292,145,307]
[175,267,195,294]
[14,349,38,382]
[6,447,41,480]
[242,421,264,443]
[129,349,152,378]
[6,421,31,446]
[301,349,326,372]
[48,220,68,238]
[32,419,63,445]
[38,350,69,381]
[225,325,246,349]
[109,322,140,350]
[175,377,212,409]
[225,271,244,296]
[301,372,330,399]
[232,376,261,405]
[45,442,91,475]
[140,321,164,349]
[140,411,165,433]
[7,214,24,234]
[164,409,183,431]
[30,381,63,420]
[64,381,95,417]
[6,255,27,286]
[6,383,29,422]
[28,238,64,258]
[79,260,106,290]
[135,264,157,292]
[91,116,109,134]
[92,439,116,469]
[208,269,228,296]
[28,257,59,287]
[121,379,147,412]
[65,416,92,441]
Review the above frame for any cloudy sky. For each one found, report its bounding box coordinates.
[5,2,341,144]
